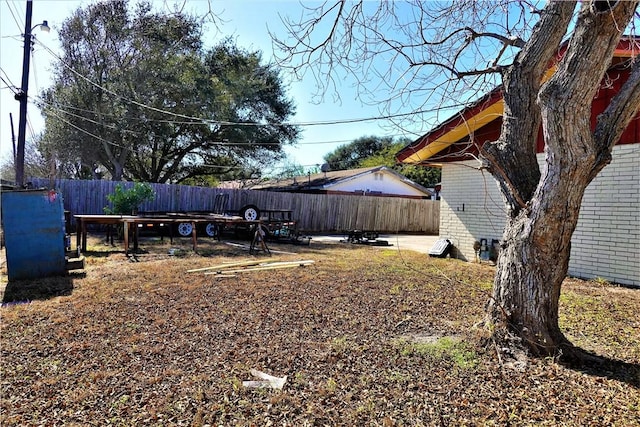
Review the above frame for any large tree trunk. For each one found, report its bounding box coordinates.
[485,1,639,357]
[487,149,593,356]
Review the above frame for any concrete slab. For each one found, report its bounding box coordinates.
[309,234,441,255]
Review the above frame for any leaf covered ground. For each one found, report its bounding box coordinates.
[1,235,639,426]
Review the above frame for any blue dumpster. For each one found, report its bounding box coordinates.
[1,190,66,280]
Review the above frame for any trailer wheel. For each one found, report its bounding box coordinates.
[177,222,193,237]
[239,204,260,221]
[205,223,218,237]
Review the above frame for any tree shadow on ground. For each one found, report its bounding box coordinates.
[561,347,640,388]
[1,272,83,304]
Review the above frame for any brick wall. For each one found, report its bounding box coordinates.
[569,144,639,286]
[439,144,639,287]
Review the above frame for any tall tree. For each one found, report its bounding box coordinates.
[324,135,392,170]
[275,1,640,358]
[39,0,298,183]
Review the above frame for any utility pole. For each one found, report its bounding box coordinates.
[15,0,34,188]
[14,0,48,187]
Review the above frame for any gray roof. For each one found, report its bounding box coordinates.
[248,166,432,196]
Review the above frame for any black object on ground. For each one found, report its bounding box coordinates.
[429,239,452,258]
[341,230,392,247]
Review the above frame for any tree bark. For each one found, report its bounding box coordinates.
[486,1,639,357]
[482,1,577,211]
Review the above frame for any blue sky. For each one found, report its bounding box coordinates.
[0,0,421,174]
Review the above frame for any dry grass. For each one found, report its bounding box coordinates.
[1,234,639,426]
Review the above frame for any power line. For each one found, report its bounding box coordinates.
[40,98,415,147]
[36,99,415,142]
[31,46,42,93]
[34,40,210,125]
[0,75,18,95]
[26,113,37,142]
[45,108,128,149]
[39,101,425,174]
[43,101,289,159]
[39,98,143,137]
[30,114,310,173]
[42,97,281,146]
[44,98,417,148]
[33,37,467,129]
[4,0,24,33]
[0,67,18,93]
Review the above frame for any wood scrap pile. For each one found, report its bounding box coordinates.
[187,259,314,277]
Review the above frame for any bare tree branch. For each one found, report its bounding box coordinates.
[273,0,537,124]
[482,1,577,211]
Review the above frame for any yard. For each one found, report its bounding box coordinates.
[1,235,639,426]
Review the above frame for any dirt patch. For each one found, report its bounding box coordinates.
[1,234,638,425]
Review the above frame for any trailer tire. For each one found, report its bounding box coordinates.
[205,223,218,237]
[239,204,260,221]
[177,222,193,237]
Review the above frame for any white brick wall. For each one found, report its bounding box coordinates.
[569,144,639,286]
[439,144,639,287]
[439,162,505,261]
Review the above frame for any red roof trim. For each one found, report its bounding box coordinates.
[397,36,639,164]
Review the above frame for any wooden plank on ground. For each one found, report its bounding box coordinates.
[204,260,315,275]
[187,259,280,273]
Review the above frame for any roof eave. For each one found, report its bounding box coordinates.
[397,37,638,164]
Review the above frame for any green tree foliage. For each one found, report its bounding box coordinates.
[324,136,440,187]
[38,0,298,183]
[104,182,155,214]
[323,136,391,170]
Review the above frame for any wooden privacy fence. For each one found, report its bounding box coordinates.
[30,178,439,234]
